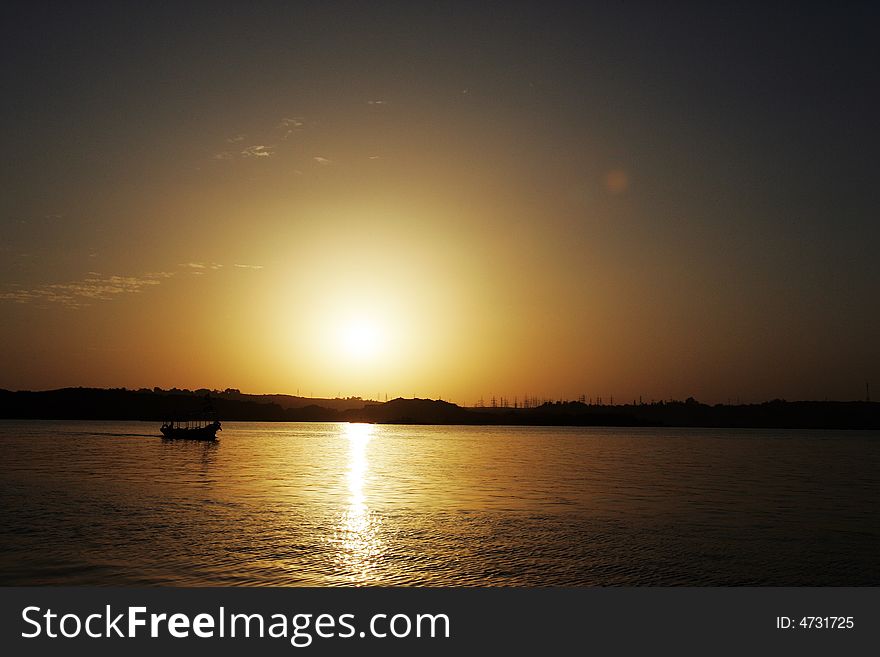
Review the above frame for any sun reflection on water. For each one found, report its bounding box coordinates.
[336,422,382,582]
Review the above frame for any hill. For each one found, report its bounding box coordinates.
[0,388,878,430]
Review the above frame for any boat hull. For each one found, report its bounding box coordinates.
[160,421,220,441]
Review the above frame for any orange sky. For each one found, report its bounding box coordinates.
[1,4,877,404]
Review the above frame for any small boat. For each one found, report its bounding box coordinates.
[160,418,221,441]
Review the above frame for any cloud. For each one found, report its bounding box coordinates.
[3,261,259,309]
[278,117,306,140]
[215,118,306,160]
[0,271,175,309]
[241,145,273,158]
[368,155,381,160]
[278,117,305,129]
[313,156,332,166]
[367,100,389,106]
[181,262,222,270]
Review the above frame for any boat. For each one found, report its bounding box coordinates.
[160,418,221,441]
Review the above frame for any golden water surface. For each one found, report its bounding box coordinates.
[1,421,877,585]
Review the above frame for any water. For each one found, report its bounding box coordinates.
[0,421,877,586]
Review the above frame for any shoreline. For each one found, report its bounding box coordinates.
[2,388,878,430]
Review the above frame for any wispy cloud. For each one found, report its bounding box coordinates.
[242,145,273,158]
[313,156,332,166]
[213,116,310,162]
[181,262,223,270]
[2,260,260,309]
[0,271,175,309]
[367,100,389,106]
[278,116,306,140]
[278,117,305,130]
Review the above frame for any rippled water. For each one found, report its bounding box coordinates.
[1,421,877,586]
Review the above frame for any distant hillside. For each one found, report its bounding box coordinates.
[345,398,478,424]
[465,399,880,430]
[217,389,377,411]
[0,388,878,429]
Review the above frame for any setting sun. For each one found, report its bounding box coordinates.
[340,318,382,360]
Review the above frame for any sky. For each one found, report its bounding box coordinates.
[1,1,878,404]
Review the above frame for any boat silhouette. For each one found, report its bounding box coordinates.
[160,394,221,440]
[160,418,221,440]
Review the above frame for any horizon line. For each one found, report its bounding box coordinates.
[1,385,874,407]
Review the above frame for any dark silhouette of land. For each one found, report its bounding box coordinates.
[1,388,878,429]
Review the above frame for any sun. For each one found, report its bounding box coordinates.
[340,317,382,360]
